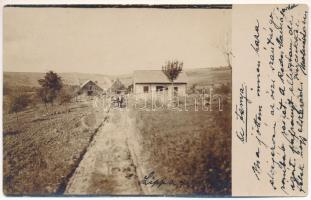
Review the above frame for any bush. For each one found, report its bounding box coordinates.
[214,83,230,94]
[38,87,56,107]
[8,93,31,117]
[58,89,73,105]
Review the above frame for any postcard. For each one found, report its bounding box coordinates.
[1,3,308,197]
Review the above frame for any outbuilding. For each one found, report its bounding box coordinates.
[78,80,103,96]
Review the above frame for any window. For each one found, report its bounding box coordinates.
[156,86,164,91]
[143,86,149,93]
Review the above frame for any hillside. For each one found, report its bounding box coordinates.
[3,67,231,89]
[186,67,231,86]
[3,72,112,89]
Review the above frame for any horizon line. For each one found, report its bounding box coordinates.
[3,65,230,74]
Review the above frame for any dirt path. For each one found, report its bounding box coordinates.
[64,109,143,195]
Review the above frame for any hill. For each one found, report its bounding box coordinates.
[3,67,231,89]
[3,72,112,89]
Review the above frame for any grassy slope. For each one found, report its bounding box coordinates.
[3,102,106,195]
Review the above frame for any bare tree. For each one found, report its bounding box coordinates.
[162,60,183,99]
[216,33,232,69]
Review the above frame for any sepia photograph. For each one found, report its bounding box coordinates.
[3,5,232,196]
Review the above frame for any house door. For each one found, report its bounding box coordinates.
[174,86,178,96]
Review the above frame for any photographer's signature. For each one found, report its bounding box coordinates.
[140,171,204,189]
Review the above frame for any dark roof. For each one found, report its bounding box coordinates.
[80,80,93,88]
[133,70,188,84]
[80,80,103,91]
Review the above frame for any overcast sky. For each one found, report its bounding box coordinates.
[4,7,231,75]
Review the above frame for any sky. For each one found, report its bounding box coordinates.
[4,7,231,75]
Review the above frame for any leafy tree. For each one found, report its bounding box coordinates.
[162,60,183,98]
[110,78,126,93]
[38,71,63,107]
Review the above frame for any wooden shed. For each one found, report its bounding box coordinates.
[78,80,103,96]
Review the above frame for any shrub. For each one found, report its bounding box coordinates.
[58,89,73,105]
[214,83,230,94]
[8,93,31,122]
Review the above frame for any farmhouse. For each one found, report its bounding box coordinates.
[133,70,188,97]
[78,80,103,96]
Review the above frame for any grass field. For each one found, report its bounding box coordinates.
[132,96,231,195]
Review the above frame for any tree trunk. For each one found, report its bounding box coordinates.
[171,81,174,107]
[15,112,19,125]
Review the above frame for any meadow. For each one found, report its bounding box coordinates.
[131,90,231,195]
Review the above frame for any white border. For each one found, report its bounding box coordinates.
[0,1,310,200]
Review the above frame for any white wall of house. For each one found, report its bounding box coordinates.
[134,83,186,98]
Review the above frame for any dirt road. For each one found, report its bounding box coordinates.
[64,108,143,195]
